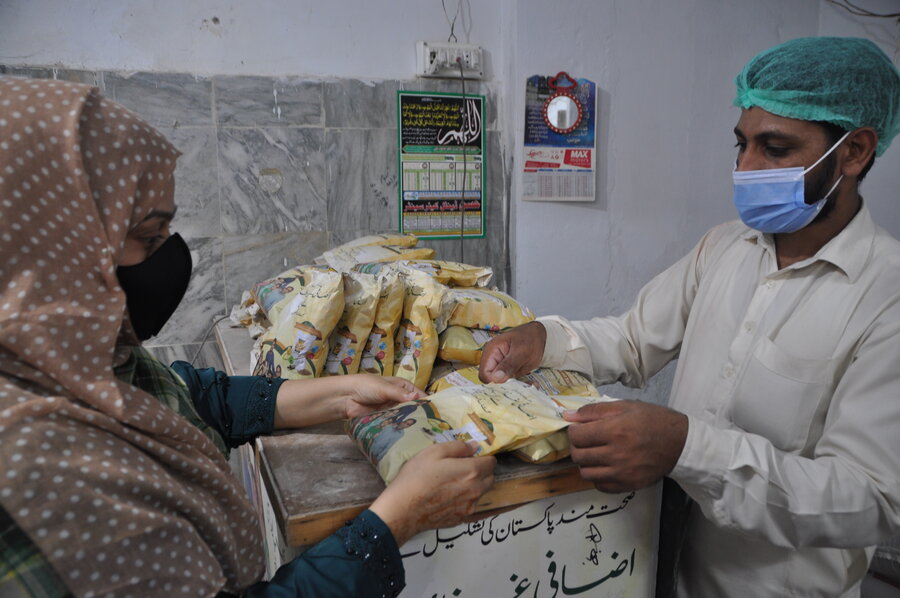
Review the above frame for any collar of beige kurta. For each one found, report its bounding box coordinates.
[738,202,876,282]
[0,77,264,595]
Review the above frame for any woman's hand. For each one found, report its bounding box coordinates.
[273,375,425,429]
[343,374,426,420]
[369,441,496,546]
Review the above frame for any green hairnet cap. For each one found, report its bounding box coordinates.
[734,37,900,156]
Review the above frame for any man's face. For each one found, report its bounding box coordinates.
[733,107,839,209]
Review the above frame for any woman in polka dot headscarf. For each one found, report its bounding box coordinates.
[0,77,495,597]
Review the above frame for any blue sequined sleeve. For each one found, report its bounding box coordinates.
[169,361,285,448]
[242,509,406,598]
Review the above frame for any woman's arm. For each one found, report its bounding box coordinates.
[242,441,495,598]
[273,375,423,429]
[170,361,423,448]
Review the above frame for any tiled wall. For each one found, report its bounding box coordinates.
[1,66,510,368]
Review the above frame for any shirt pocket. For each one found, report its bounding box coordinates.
[731,336,836,452]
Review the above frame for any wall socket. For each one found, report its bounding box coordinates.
[416,41,484,79]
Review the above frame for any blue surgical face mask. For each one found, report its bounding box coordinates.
[732,130,850,234]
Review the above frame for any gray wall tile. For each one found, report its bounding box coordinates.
[160,125,222,237]
[219,127,326,234]
[486,130,509,230]
[106,72,213,127]
[0,66,103,88]
[214,76,322,127]
[324,79,400,129]
[325,128,399,232]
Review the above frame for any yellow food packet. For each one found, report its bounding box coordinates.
[516,430,571,464]
[437,326,499,365]
[360,271,405,376]
[513,394,619,463]
[392,269,455,389]
[448,288,535,331]
[347,380,575,483]
[323,272,381,376]
[426,359,469,391]
[428,365,599,397]
[314,233,420,265]
[321,244,436,273]
[251,266,344,379]
[400,260,493,287]
[425,366,611,463]
[249,268,314,325]
[520,368,602,399]
[354,259,493,288]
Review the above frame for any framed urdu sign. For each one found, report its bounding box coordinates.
[398,91,485,239]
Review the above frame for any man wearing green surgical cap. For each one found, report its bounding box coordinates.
[480,36,900,597]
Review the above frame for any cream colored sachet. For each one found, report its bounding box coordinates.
[314,233,420,265]
[392,269,455,389]
[400,260,493,287]
[359,271,405,377]
[323,271,381,376]
[249,268,315,325]
[347,380,577,483]
[321,244,435,273]
[424,365,615,463]
[513,394,619,463]
[437,326,499,365]
[251,266,344,379]
[428,365,601,398]
[448,288,535,331]
[426,359,469,391]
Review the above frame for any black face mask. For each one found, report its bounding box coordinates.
[116,233,193,341]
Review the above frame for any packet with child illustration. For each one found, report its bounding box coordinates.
[251,266,344,379]
[348,380,591,483]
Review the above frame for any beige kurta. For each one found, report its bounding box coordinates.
[540,205,900,597]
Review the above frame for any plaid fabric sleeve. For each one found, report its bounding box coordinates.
[0,502,72,598]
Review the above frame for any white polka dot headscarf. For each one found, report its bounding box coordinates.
[0,77,264,596]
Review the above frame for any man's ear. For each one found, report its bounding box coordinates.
[841,127,878,178]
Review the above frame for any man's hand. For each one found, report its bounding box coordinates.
[479,321,547,383]
[564,400,688,494]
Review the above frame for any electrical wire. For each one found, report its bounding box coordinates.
[457,56,467,265]
[189,314,231,366]
[825,0,900,19]
[442,0,461,42]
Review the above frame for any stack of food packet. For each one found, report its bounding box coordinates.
[232,233,616,473]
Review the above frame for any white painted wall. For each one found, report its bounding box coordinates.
[0,0,504,80]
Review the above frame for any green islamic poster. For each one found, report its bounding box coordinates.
[397,91,485,239]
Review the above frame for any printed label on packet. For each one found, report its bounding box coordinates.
[430,421,488,447]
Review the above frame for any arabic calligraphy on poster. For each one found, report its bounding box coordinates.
[398,91,486,239]
[399,485,660,597]
[522,75,597,202]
